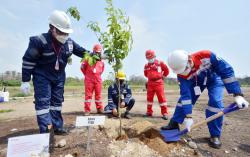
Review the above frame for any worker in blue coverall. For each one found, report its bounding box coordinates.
[161,50,249,148]
[20,10,91,135]
[104,71,135,119]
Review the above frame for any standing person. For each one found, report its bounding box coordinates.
[161,50,249,148]
[104,71,135,119]
[20,10,91,135]
[144,50,169,120]
[81,44,105,115]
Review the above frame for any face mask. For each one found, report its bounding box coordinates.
[55,34,69,44]
[180,63,192,76]
[148,58,155,63]
[52,28,69,44]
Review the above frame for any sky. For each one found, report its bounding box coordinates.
[0,0,250,79]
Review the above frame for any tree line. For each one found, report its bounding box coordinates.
[1,71,250,87]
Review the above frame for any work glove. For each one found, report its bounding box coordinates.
[20,82,31,95]
[234,95,249,109]
[183,118,194,132]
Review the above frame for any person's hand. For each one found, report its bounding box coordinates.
[20,82,31,95]
[184,118,194,132]
[234,95,249,109]
[120,101,126,108]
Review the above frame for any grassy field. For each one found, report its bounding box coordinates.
[4,84,179,97]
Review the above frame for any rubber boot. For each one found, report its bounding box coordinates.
[161,119,179,130]
[209,137,222,149]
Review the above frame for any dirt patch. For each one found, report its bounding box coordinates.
[108,139,161,157]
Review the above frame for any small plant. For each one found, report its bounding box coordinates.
[0,109,14,113]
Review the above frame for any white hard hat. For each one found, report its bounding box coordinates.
[49,10,73,34]
[167,50,189,74]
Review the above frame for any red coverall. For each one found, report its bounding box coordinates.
[144,59,169,116]
[81,60,104,112]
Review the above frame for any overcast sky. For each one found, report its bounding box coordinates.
[1,0,250,79]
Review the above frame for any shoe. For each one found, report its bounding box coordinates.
[143,113,152,118]
[161,119,179,130]
[54,128,68,136]
[123,112,132,119]
[84,111,90,116]
[209,137,222,149]
[97,108,104,114]
[162,115,168,120]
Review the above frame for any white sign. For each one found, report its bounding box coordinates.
[7,133,50,157]
[75,116,105,127]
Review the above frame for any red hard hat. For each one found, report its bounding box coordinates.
[93,44,102,53]
[145,50,155,59]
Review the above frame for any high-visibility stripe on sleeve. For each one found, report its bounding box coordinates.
[181,100,192,105]
[223,77,237,84]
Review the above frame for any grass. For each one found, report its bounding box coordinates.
[0,109,14,113]
[4,84,179,97]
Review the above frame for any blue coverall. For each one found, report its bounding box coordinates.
[22,32,88,133]
[172,50,242,137]
[104,82,135,113]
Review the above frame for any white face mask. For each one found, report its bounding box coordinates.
[180,63,192,76]
[148,58,155,63]
[55,34,69,44]
[52,28,69,44]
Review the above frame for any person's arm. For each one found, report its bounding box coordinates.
[80,60,87,75]
[101,61,105,74]
[22,36,42,82]
[178,76,193,116]
[108,85,115,106]
[144,64,148,78]
[125,84,132,104]
[72,40,90,58]
[210,52,241,95]
[160,61,169,77]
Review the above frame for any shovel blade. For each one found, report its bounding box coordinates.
[160,129,181,142]
[160,129,189,142]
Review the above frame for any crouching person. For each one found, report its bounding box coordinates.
[104,71,135,119]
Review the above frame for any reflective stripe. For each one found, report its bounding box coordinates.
[36,108,49,115]
[223,77,237,84]
[23,61,36,65]
[206,106,223,113]
[38,35,47,44]
[147,102,153,105]
[85,99,91,103]
[181,100,192,105]
[50,106,62,111]
[42,52,54,56]
[22,65,34,69]
[176,103,182,107]
[160,103,167,106]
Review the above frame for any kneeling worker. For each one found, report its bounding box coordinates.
[104,71,135,119]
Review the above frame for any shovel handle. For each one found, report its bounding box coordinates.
[190,103,239,130]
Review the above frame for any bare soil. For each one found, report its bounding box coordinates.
[0,88,250,157]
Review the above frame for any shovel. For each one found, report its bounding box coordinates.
[160,103,240,142]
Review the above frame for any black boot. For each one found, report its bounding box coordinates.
[54,128,68,136]
[209,137,222,149]
[161,119,179,130]
[123,111,132,119]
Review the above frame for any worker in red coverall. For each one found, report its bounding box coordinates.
[144,50,169,120]
[81,44,104,115]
